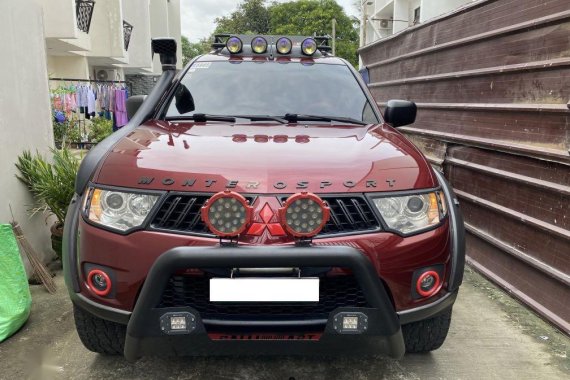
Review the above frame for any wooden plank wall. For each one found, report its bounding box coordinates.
[360,0,570,334]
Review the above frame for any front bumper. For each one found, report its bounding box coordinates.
[123,245,405,361]
[63,170,464,360]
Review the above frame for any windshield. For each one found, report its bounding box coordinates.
[164,60,378,123]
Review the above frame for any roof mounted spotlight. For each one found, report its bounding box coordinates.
[226,36,243,54]
[151,38,177,72]
[251,36,268,54]
[301,38,317,56]
[276,37,293,55]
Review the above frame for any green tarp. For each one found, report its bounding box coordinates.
[0,223,31,342]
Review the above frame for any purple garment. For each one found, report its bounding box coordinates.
[114,89,129,127]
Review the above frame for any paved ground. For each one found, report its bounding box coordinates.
[0,267,568,380]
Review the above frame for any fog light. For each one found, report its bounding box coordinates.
[416,270,441,297]
[201,190,253,237]
[160,312,197,335]
[333,312,368,334]
[87,269,111,296]
[342,316,359,330]
[171,316,187,330]
[278,192,330,238]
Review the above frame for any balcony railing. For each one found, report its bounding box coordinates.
[123,21,133,51]
[76,0,95,33]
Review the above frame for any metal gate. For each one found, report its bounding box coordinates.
[359,0,570,334]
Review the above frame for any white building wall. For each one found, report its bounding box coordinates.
[122,0,153,72]
[0,0,55,270]
[150,0,170,74]
[409,0,422,23]
[393,0,409,34]
[37,0,77,39]
[420,0,473,22]
[361,0,474,46]
[167,0,183,70]
[88,0,127,60]
[47,55,90,80]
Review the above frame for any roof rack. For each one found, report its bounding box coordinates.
[210,34,334,56]
[212,34,231,49]
[314,35,332,53]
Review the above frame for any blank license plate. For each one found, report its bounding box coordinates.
[210,278,319,302]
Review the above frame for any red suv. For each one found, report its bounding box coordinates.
[63,35,465,361]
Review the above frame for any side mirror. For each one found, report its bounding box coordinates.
[175,85,195,115]
[126,95,147,119]
[383,99,417,127]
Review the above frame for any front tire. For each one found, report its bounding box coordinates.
[402,309,452,353]
[73,304,126,355]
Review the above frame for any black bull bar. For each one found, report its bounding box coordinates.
[124,245,405,361]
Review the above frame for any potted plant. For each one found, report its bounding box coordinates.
[15,149,79,259]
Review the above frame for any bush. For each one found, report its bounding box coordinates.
[89,118,113,143]
[15,149,80,226]
[53,118,81,147]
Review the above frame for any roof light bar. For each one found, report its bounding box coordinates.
[211,34,333,56]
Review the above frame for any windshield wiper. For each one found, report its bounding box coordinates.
[233,115,288,124]
[282,114,368,126]
[166,113,236,122]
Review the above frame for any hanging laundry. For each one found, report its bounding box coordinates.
[114,88,129,128]
[87,86,96,117]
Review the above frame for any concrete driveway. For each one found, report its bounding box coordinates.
[0,267,568,380]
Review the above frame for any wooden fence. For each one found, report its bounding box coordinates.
[359,0,570,334]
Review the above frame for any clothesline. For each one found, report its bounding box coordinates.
[50,80,130,131]
[49,77,127,84]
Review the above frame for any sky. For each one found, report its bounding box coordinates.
[181,0,359,43]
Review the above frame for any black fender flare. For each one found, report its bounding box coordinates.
[433,169,466,291]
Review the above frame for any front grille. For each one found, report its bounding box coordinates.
[151,194,380,236]
[151,194,213,234]
[319,196,380,235]
[159,275,368,320]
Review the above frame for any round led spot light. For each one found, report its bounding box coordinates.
[276,37,292,54]
[87,269,112,297]
[251,36,268,54]
[201,190,252,237]
[416,270,441,298]
[279,192,330,237]
[301,38,317,56]
[226,36,243,54]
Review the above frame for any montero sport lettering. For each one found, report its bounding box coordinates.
[138,177,395,189]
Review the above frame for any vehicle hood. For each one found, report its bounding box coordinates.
[94,121,436,193]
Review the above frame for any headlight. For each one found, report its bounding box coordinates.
[84,188,160,232]
[371,191,447,235]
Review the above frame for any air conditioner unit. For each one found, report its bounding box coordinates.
[94,68,117,82]
[379,19,392,29]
